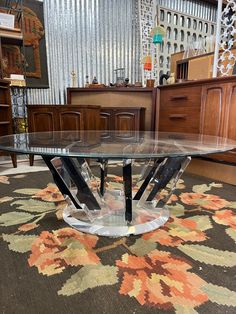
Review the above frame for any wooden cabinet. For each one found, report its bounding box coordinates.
[200,82,236,163]
[27,105,101,132]
[100,107,145,140]
[67,87,156,131]
[0,79,16,167]
[157,76,236,164]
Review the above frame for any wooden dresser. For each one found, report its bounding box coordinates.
[157,76,236,164]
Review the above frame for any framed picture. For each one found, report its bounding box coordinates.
[1,0,49,88]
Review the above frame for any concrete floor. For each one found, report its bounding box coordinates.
[0,155,48,175]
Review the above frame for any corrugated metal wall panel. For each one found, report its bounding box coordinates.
[28,0,141,104]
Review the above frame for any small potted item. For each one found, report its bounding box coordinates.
[92,76,98,84]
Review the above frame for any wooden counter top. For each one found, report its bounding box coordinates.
[158,76,236,89]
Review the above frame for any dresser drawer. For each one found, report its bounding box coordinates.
[160,86,202,108]
[159,107,200,133]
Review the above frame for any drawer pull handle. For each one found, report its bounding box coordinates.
[169,114,187,119]
[170,96,188,101]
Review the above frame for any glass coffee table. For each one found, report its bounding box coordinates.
[0,130,235,237]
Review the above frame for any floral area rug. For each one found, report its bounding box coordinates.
[0,168,236,314]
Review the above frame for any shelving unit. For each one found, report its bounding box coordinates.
[0,0,28,135]
[175,52,214,81]
[0,79,16,167]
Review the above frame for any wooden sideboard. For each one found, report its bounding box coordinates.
[27,105,101,132]
[67,87,156,131]
[157,76,236,163]
[27,104,145,145]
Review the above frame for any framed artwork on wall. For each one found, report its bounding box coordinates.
[23,0,49,88]
[1,0,49,88]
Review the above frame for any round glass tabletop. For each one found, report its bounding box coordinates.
[0,131,235,159]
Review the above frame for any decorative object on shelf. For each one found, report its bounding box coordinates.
[124,78,129,87]
[89,77,105,88]
[150,25,165,44]
[70,71,77,87]
[146,79,155,87]
[150,26,165,44]
[166,72,175,85]
[142,55,152,71]
[92,76,98,84]
[114,68,125,86]
[8,74,26,87]
[159,72,170,85]
[213,0,236,77]
[142,55,155,87]
[183,35,205,59]
[85,75,89,87]
[205,35,216,53]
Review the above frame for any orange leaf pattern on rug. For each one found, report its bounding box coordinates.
[180,192,230,210]
[28,227,100,276]
[116,250,208,310]
[33,183,65,202]
[18,223,39,232]
[0,175,10,184]
[142,216,207,246]
[212,210,236,229]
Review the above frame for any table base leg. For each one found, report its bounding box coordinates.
[43,156,190,237]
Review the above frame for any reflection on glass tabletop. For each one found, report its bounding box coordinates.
[0,131,235,159]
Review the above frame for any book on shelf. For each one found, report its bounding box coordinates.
[4,75,26,87]
[0,27,23,39]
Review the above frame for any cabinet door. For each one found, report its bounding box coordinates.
[28,111,55,132]
[114,109,137,139]
[220,83,236,163]
[223,83,236,140]
[58,110,83,131]
[100,109,113,138]
[200,84,227,136]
